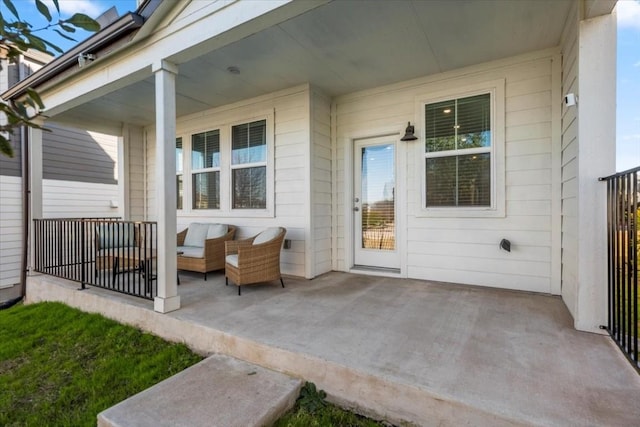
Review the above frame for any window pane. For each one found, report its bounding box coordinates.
[232,120,266,164]
[176,137,183,173]
[425,99,456,153]
[192,171,220,209]
[177,175,183,210]
[232,166,266,209]
[361,144,395,250]
[426,153,490,207]
[458,153,490,206]
[192,130,220,170]
[426,156,457,206]
[457,94,491,150]
[425,94,491,152]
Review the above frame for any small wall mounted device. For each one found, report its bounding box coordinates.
[564,93,577,107]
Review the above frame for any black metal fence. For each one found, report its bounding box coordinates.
[33,218,157,300]
[600,166,639,371]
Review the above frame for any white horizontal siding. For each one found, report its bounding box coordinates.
[0,175,22,288]
[311,89,332,276]
[335,51,559,293]
[145,86,311,277]
[560,2,579,317]
[122,126,147,221]
[127,126,146,221]
[42,180,119,218]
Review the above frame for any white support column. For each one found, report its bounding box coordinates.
[574,12,616,332]
[152,60,180,313]
[28,124,43,275]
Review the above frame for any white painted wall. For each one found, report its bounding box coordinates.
[310,88,333,277]
[335,50,561,294]
[0,175,22,288]
[144,85,312,277]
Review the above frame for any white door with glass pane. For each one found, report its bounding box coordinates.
[353,137,399,270]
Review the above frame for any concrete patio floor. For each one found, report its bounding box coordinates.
[27,271,640,426]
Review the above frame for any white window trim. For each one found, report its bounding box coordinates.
[178,111,275,218]
[415,79,505,218]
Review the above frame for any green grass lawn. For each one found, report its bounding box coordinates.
[1,302,390,427]
[0,302,203,427]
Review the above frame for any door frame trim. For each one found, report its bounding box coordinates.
[343,129,407,278]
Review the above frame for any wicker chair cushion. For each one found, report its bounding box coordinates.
[183,223,209,247]
[225,254,239,268]
[253,227,281,245]
[177,246,204,258]
[207,223,228,239]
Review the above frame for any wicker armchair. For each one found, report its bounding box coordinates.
[225,227,286,295]
[177,224,236,280]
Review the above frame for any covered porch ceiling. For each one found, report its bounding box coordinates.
[51,0,574,132]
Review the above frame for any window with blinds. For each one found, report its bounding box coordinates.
[176,137,183,210]
[178,114,272,214]
[231,120,267,209]
[424,93,491,207]
[191,130,220,209]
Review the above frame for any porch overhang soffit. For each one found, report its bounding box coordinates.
[1,0,328,131]
[4,0,608,133]
[584,0,617,19]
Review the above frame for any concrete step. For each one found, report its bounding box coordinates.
[97,354,302,427]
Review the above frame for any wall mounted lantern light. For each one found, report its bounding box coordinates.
[400,122,418,141]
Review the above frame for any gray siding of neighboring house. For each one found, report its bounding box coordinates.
[0,125,118,184]
[0,130,22,177]
[42,124,118,185]
[0,57,22,178]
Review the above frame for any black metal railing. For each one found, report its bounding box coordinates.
[33,218,157,300]
[600,166,639,371]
